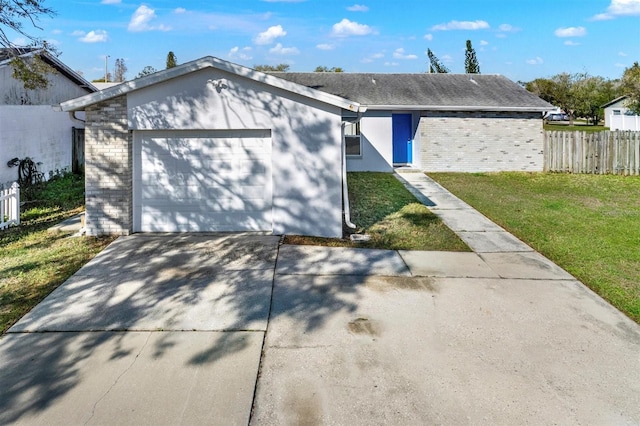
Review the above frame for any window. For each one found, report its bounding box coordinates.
[345,122,361,156]
[613,110,621,115]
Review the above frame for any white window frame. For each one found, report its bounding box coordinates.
[345,122,362,157]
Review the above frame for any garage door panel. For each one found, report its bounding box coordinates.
[141,211,271,233]
[134,130,273,233]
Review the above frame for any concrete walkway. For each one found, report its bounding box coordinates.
[1,177,640,424]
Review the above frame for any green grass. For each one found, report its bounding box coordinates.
[0,174,115,334]
[429,172,640,324]
[544,123,608,132]
[284,172,469,251]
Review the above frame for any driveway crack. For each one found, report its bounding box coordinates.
[84,332,152,425]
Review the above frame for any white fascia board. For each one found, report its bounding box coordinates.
[364,105,551,113]
[60,56,361,112]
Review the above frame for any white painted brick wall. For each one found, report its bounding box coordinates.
[420,111,544,172]
[85,96,132,236]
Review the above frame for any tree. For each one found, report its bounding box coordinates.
[427,49,449,73]
[136,65,158,78]
[92,73,111,83]
[253,63,290,72]
[573,75,619,125]
[1,1,57,89]
[314,66,344,72]
[464,40,480,74]
[525,73,576,123]
[166,51,177,69]
[620,61,640,114]
[113,58,127,82]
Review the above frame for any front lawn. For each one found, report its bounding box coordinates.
[429,172,640,324]
[0,174,115,334]
[284,172,469,251]
[544,123,608,132]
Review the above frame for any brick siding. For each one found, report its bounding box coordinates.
[84,95,132,235]
[419,111,544,172]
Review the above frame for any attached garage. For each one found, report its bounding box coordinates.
[60,56,363,238]
[133,130,273,232]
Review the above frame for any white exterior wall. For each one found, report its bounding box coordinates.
[420,111,544,172]
[0,105,82,187]
[346,111,422,172]
[126,68,344,238]
[347,112,393,172]
[0,65,90,105]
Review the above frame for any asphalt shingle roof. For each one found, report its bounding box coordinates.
[271,72,552,111]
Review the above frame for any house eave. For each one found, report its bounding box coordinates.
[60,56,361,112]
[363,105,550,113]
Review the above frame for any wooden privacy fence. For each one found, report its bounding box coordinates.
[0,182,20,230]
[544,130,640,175]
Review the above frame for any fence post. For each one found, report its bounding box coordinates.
[11,182,20,226]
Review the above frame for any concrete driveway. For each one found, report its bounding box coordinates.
[2,233,640,425]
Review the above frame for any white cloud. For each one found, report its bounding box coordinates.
[441,54,453,63]
[384,62,399,67]
[269,43,299,55]
[51,29,63,35]
[128,5,170,32]
[564,40,580,46]
[423,33,433,41]
[79,30,108,43]
[361,52,384,63]
[331,18,374,36]
[498,23,519,32]
[526,56,544,65]
[228,46,253,60]
[316,43,335,50]
[619,51,628,56]
[431,20,489,31]
[393,48,418,60]
[254,25,286,45]
[174,7,187,14]
[347,4,369,12]
[554,26,587,37]
[480,40,489,46]
[71,30,85,37]
[11,37,27,46]
[592,0,640,20]
[101,0,121,4]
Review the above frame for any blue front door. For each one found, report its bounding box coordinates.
[392,114,412,164]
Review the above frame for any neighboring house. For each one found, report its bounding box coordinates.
[0,48,96,186]
[603,96,640,131]
[58,56,551,238]
[274,72,552,173]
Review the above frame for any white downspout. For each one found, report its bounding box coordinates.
[342,107,366,229]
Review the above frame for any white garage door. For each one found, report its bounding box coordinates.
[133,130,273,232]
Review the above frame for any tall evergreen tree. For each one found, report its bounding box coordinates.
[427,49,449,73]
[464,40,480,74]
[166,51,177,69]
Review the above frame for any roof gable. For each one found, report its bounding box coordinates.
[272,72,552,112]
[601,95,628,109]
[0,48,96,92]
[60,56,361,112]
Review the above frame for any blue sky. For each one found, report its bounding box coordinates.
[14,0,640,82]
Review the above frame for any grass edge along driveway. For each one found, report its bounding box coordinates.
[0,174,115,334]
[285,172,469,252]
[430,172,640,324]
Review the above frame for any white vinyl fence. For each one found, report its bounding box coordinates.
[1,182,20,230]
[609,114,640,131]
